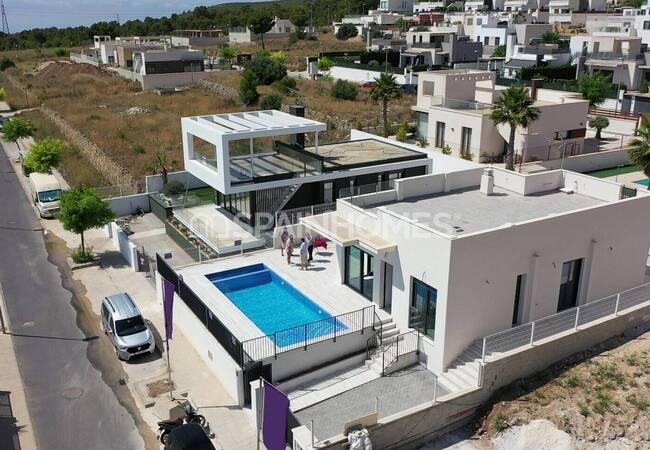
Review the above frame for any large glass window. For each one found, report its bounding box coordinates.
[217,191,253,225]
[435,121,446,148]
[557,258,583,312]
[345,246,374,300]
[410,279,436,339]
[512,274,525,326]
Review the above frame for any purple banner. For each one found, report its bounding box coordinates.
[262,381,289,450]
[163,277,175,341]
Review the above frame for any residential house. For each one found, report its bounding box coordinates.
[413,69,589,162]
[403,25,483,67]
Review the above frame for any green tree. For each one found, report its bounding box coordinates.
[417,136,429,148]
[628,118,650,190]
[492,45,506,57]
[147,152,172,185]
[260,94,283,110]
[589,116,610,140]
[0,86,5,101]
[395,18,411,33]
[59,187,115,254]
[317,56,334,76]
[219,45,236,65]
[578,73,611,106]
[336,23,358,40]
[23,138,64,173]
[290,7,310,32]
[2,116,35,153]
[240,69,260,106]
[246,56,287,85]
[369,72,402,138]
[641,80,649,94]
[248,12,275,50]
[490,85,540,171]
[270,50,286,65]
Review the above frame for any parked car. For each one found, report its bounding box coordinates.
[164,422,215,450]
[28,173,62,218]
[400,84,417,94]
[359,81,377,88]
[101,293,156,361]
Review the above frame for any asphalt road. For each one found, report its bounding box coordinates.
[0,145,151,449]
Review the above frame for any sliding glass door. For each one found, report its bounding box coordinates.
[345,246,374,300]
[410,279,437,339]
[557,258,583,312]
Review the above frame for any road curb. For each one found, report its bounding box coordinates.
[0,281,11,334]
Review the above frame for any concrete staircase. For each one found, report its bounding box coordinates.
[365,316,418,376]
[436,340,482,394]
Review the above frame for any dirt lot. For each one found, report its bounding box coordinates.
[477,330,650,447]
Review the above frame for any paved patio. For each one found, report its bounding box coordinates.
[294,364,448,442]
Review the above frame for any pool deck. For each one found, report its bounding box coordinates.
[177,247,382,345]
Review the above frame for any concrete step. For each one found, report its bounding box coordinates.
[381,328,400,339]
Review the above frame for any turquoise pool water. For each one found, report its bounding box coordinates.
[207,264,346,347]
[634,178,649,186]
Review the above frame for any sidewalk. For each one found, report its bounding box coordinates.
[0,295,37,450]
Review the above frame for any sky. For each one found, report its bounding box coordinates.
[7,0,238,32]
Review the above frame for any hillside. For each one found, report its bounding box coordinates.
[0,0,376,50]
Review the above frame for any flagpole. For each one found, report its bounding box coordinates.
[257,377,264,450]
[166,338,173,400]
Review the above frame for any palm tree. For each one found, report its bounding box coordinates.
[490,85,540,171]
[628,119,650,190]
[370,72,402,138]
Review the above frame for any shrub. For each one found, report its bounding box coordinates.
[245,57,287,85]
[330,79,358,100]
[53,48,67,57]
[239,70,260,106]
[641,80,649,94]
[336,23,358,40]
[492,45,506,58]
[578,402,590,417]
[591,362,626,388]
[260,94,283,110]
[317,57,334,75]
[270,51,286,64]
[0,57,15,71]
[417,136,429,148]
[71,247,95,264]
[132,143,146,154]
[460,149,474,161]
[565,374,581,388]
[494,412,508,432]
[395,122,409,142]
[592,391,616,415]
[163,181,186,196]
[441,144,452,155]
[626,394,649,412]
[272,75,297,94]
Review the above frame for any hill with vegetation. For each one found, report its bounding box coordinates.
[0,0,376,50]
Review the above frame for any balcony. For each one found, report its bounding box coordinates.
[429,95,492,111]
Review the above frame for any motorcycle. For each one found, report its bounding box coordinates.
[157,402,206,444]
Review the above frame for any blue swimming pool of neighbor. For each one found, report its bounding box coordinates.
[206,264,346,347]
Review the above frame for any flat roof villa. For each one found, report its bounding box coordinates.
[176,109,440,255]
[156,165,650,448]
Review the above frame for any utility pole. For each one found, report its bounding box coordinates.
[1,0,9,35]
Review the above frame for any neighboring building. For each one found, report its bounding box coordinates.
[170,29,227,47]
[404,26,483,67]
[228,17,297,43]
[413,1,449,12]
[179,109,432,246]
[334,10,403,36]
[412,69,589,162]
[502,24,571,79]
[571,35,648,90]
[111,48,206,90]
[379,0,415,12]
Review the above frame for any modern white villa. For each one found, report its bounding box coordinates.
[156,163,650,448]
[177,109,434,254]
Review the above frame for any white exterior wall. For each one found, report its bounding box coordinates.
[474,26,506,47]
[329,65,417,85]
[442,194,650,369]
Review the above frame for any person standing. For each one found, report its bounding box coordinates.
[299,238,309,270]
[280,227,289,256]
[306,233,314,262]
[285,235,294,266]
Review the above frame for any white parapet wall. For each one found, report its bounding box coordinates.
[329,66,418,85]
[109,222,139,271]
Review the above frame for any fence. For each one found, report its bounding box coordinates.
[381,330,421,375]
[95,184,141,199]
[481,282,650,362]
[339,181,393,198]
[275,202,337,227]
[241,305,376,364]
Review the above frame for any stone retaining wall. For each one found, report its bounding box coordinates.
[199,79,353,131]
[41,106,139,190]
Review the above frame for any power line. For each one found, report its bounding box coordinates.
[1,0,9,35]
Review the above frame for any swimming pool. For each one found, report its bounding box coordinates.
[207,264,346,347]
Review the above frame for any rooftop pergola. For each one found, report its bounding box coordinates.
[184,110,326,141]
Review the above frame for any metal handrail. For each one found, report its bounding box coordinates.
[481,281,650,363]
[241,305,375,364]
[381,330,421,375]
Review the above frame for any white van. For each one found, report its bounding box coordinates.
[28,173,62,218]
